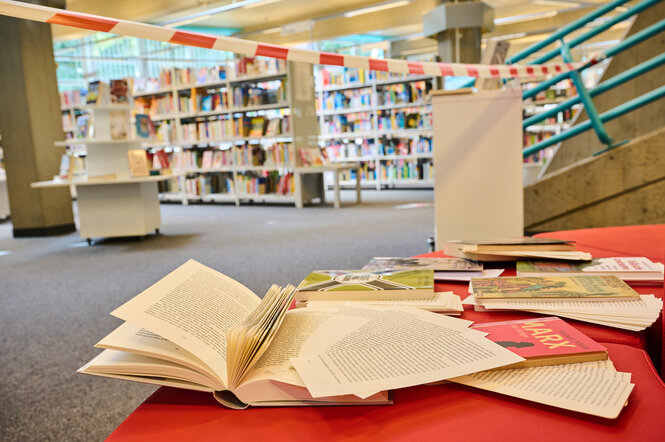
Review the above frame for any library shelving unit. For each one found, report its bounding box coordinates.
[133,59,341,208]
[521,77,581,185]
[316,67,435,190]
[32,104,172,244]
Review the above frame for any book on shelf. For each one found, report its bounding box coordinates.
[76,114,92,139]
[516,257,664,285]
[86,80,109,105]
[470,317,608,369]
[471,275,640,301]
[443,238,592,262]
[201,150,214,169]
[110,79,130,103]
[248,117,266,137]
[152,150,171,170]
[135,114,155,138]
[58,153,75,180]
[294,269,434,302]
[127,150,150,178]
[78,260,392,409]
[299,148,325,167]
[109,110,131,140]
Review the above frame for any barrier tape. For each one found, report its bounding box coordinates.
[0,0,580,79]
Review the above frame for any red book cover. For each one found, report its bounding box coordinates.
[471,316,607,368]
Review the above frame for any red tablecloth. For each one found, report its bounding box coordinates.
[420,224,665,374]
[107,343,665,442]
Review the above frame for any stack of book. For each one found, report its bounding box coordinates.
[466,275,663,331]
[443,238,592,262]
[78,260,636,419]
[517,257,664,285]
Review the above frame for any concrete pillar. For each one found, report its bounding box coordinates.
[0,1,76,237]
[423,0,494,63]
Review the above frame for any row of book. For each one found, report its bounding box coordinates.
[179,115,291,142]
[322,113,373,134]
[182,174,235,197]
[178,89,229,114]
[381,160,434,181]
[236,171,294,195]
[377,111,432,131]
[232,79,286,108]
[323,137,433,160]
[234,143,296,168]
[339,163,377,182]
[173,66,227,87]
[318,88,373,112]
[171,149,233,170]
[229,57,287,78]
[317,66,425,88]
[376,80,431,107]
[135,95,174,117]
[60,89,87,108]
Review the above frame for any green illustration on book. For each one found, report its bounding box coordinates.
[472,275,640,299]
[296,269,434,302]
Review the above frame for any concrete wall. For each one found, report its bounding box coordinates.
[524,127,665,232]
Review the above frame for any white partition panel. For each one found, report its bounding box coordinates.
[432,89,523,248]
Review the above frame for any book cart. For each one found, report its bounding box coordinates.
[316,67,435,190]
[32,104,172,244]
[133,59,351,208]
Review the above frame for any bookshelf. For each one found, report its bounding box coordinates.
[133,59,328,208]
[316,67,435,190]
[32,100,174,244]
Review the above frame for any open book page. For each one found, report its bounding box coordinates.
[111,260,262,387]
[79,349,225,391]
[95,321,223,385]
[227,284,295,390]
[450,360,634,419]
[236,308,341,390]
[292,305,524,398]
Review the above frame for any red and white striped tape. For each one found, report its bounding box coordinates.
[0,0,578,79]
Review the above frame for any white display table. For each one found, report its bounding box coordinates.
[33,104,172,244]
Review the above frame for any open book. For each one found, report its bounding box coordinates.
[78,260,391,409]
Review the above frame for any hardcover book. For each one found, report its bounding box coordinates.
[127,150,150,177]
[78,260,391,409]
[470,317,607,368]
[295,269,434,302]
[443,238,590,262]
[471,275,640,300]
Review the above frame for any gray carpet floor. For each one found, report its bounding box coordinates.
[0,189,434,441]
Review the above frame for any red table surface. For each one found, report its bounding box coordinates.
[419,224,665,374]
[108,343,665,442]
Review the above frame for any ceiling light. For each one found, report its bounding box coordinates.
[245,0,282,9]
[162,0,265,27]
[532,0,581,7]
[495,10,558,25]
[344,1,410,18]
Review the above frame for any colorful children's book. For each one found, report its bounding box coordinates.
[516,257,664,285]
[471,275,640,300]
[295,269,434,302]
[471,317,607,368]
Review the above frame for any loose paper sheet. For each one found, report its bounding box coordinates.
[293,305,524,398]
[450,360,634,419]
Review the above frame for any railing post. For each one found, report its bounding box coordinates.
[559,40,620,150]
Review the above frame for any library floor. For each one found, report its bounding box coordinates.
[0,189,433,441]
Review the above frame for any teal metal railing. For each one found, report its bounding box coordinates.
[511,0,665,158]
